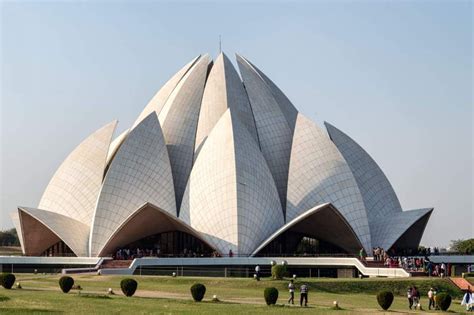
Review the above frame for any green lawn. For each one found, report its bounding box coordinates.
[0,274,470,314]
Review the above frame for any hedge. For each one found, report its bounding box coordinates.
[435,293,452,311]
[271,265,287,280]
[59,276,74,293]
[264,287,279,305]
[0,273,16,290]
[120,278,138,297]
[190,283,206,302]
[376,291,394,310]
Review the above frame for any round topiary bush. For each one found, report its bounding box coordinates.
[59,276,74,293]
[120,278,138,297]
[264,287,279,305]
[376,291,394,310]
[0,273,16,290]
[435,293,452,311]
[190,283,206,302]
[271,265,287,280]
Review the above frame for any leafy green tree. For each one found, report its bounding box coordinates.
[450,239,474,254]
[0,229,19,247]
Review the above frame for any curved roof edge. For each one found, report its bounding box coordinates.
[324,121,403,220]
[38,120,118,225]
[250,203,364,257]
[97,202,219,257]
[90,112,176,257]
[10,212,25,254]
[371,208,433,250]
[132,55,201,129]
[17,207,90,257]
[105,128,129,169]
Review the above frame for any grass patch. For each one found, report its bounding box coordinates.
[0,295,10,302]
[0,274,469,314]
[77,293,111,299]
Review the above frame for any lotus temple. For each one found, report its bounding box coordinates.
[9,53,433,262]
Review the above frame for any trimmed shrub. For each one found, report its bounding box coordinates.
[264,287,279,305]
[271,265,287,280]
[435,293,452,311]
[59,276,74,293]
[0,273,16,290]
[120,278,138,297]
[190,283,206,302]
[376,291,394,310]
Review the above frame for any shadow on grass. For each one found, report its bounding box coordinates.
[77,293,111,299]
[0,308,62,314]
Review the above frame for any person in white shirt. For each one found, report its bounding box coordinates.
[255,265,260,281]
[288,279,295,304]
[427,287,435,310]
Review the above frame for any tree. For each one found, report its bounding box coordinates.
[0,229,20,247]
[450,239,474,254]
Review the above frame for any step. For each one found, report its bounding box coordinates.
[450,277,472,290]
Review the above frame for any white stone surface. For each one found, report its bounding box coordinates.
[39,121,117,225]
[236,54,294,215]
[132,56,199,128]
[370,208,433,250]
[238,55,298,131]
[195,53,258,156]
[105,128,129,168]
[325,122,403,221]
[18,207,90,257]
[180,110,284,255]
[158,55,210,211]
[287,114,372,252]
[11,53,433,258]
[90,113,176,256]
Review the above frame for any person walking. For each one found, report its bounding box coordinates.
[428,287,435,310]
[288,279,295,304]
[440,263,446,278]
[412,286,421,310]
[255,265,260,281]
[407,287,413,310]
[300,283,309,307]
[461,286,473,312]
[359,248,366,262]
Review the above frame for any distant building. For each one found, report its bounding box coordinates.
[10,53,433,257]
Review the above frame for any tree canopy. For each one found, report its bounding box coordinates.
[450,239,474,254]
[0,228,20,246]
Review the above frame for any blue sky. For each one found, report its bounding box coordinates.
[1,1,472,247]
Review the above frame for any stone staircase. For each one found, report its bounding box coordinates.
[100,259,133,269]
[449,277,472,290]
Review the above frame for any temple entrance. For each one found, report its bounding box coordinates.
[40,240,75,257]
[255,231,348,257]
[113,231,215,259]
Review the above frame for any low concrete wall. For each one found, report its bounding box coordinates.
[99,257,410,278]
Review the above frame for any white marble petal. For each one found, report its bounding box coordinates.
[39,121,117,225]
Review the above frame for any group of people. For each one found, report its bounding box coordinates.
[114,247,211,260]
[287,279,309,307]
[407,286,440,311]
[372,247,387,261]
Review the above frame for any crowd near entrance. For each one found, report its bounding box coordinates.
[113,231,215,259]
[255,232,349,257]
